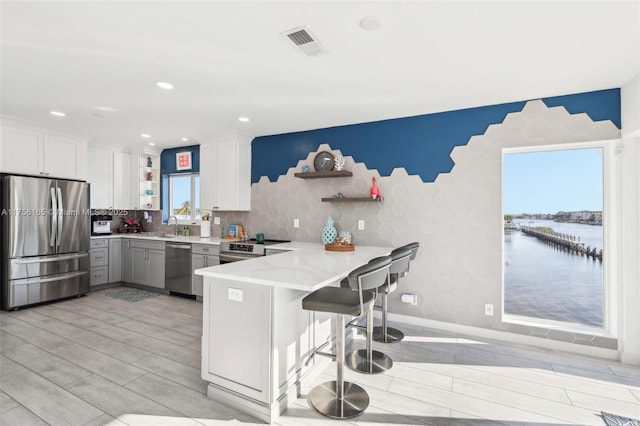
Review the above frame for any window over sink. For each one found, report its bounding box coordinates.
[168,173,201,223]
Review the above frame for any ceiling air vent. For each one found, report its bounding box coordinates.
[282,26,328,57]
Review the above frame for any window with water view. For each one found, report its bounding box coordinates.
[503,147,604,329]
[169,174,201,221]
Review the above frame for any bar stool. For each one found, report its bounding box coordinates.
[302,256,392,419]
[341,258,395,374]
[373,242,420,343]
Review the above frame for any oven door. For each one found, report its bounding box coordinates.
[219,253,261,264]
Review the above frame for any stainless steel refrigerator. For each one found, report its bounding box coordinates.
[1,174,90,310]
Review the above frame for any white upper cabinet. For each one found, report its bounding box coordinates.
[0,127,42,174]
[112,152,132,210]
[87,147,137,210]
[88,147,113,209]
[0,121,87,180]
[43,135,84,179]
[200,135,251,211]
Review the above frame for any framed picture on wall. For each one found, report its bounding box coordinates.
[176,151,192,170]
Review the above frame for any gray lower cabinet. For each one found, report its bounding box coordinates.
[129,240,165,288]
[108,239,122,283]
[89,239,109,286]
[192,244,219,296]
[122,238,133,282]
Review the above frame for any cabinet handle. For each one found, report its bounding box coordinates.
[95,272,103,277]
[94,255,104,259]
[204,258,208,267]
[213,206,219,209]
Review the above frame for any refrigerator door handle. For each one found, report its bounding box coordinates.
[13,253,89,264]
[50,187,57,247]
[14,270,88,285]
[56,187,63,248]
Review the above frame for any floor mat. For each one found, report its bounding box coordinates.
[105,288,160,302]
[602,412,640,426]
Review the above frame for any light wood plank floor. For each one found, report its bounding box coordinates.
[1,286,638,426]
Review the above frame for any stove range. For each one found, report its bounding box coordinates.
[219,238,290,263]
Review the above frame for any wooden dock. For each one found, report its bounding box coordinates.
[520,226,602,261]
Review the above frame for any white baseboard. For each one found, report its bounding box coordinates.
[620,351,640,365]
[382,311,624,362]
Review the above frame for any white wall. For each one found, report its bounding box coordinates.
[619,73,640,363]
[621,73,639,138]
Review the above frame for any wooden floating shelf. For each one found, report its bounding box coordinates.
[321,197,382,202]
[294,171,353,179]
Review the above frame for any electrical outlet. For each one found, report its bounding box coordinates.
[358,220,365,230]
[228,288,243,302]
[401,293,418,305]
[213,216,221,225]
[293,218,299,228]
[484,303,494,316]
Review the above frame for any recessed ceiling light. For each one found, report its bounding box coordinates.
[50,110,66,117]
[155,81,174,90]
[238,117,250,122]
[359,16,382,31]
[148,142,156,146]
[94,106,118,112]
[140,134,151,138]
[181,137,189,142]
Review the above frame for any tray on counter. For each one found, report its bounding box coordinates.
[325,243,355,252]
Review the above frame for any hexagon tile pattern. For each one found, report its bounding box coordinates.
[213,100,620,350]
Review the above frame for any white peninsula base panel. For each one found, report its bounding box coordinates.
[197,243,394,423]
[201,276,332,423]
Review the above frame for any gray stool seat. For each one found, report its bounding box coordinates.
[373,242,419,344]
[302,255,391,420]
[303,287,375,316]
[339,256,395,374]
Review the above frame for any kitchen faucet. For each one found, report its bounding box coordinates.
[168,216,179,236]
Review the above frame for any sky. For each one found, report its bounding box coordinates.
[171,175,200,215]
[503,148,603,215]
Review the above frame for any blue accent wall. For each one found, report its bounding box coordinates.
[251,89,621,183]
[542,88,621,129]
[160,145,200,222]
[160,145,200,175]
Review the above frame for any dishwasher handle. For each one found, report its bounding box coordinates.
[167,244,191,250]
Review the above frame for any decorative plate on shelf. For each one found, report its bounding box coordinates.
[314,151,335,172]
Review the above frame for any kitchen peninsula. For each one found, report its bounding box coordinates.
[195,242,393,423]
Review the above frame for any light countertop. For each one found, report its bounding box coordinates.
[195,242,393,292]
[91,234,226,245]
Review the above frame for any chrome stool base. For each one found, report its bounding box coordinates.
[308,380,369,419]
[372,326,405,343]
[345,348,393,374]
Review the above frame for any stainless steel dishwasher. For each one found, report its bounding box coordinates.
[165,242,192,295]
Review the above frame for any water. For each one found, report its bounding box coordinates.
[504,219,603,327]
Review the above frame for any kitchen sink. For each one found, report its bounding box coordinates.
[139,232,179,238]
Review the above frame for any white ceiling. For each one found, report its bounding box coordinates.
[1,1,638,150]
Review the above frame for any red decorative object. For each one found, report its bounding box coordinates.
[176,151,192,171]
[370,177,382,200]
[120,217,142,233]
